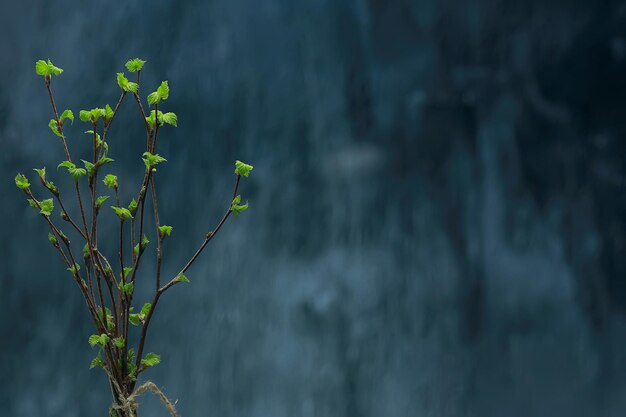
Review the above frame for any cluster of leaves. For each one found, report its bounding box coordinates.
[15,57,254,407]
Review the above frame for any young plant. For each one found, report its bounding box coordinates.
[17,58,253,417]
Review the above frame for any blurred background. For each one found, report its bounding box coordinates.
[2,0,626,416]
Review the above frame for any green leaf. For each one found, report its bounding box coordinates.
[58,161,86,181]
[82,160,96,177]
[157,81,169,100]
[91,108,106,122]
[33,167,46,180]
[234,160,253,177]
[161,112,177,127]
[141,352,161,368]
[60,109,74,125]
[140,302,151,318]
[176,273,190,283]
[79,110,91,122]
[104,104,114,121]
[89,351,104,369]
[48,119,63,137]
[45,181,59,195]
[158,225,173,239]
[67,262,80,276]
[113,337,125,349]
[128,198,138,214]
[111,206,133,220]
[35,60,48,75]
[127,348,137,379]
[123,267,133,279]
[147,91,160,105]
[40,198,54,216]
[35,59,63,76]
[48,232,58,246]
[230,195,248,215]
[46,59,63,75]
[117,72,129,91]
[125,58,146,73]
[83,243,91,259]
[126,81,139,94]
[135,234,150,256]
[128,314,141,326]
[95,195,110,209]
[14,173,30,190]
[119,280,134,297]
[117,72,139,93]
[88,333,109,348]
[27,199,38,208]
[97,156,114,167]
[142,152,167,170]
[103,174,118,189]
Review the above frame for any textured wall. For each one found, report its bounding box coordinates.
[2,1,626,416]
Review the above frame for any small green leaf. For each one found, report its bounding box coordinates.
[35,59,63,76]
[33,167,46,180]
[58,161,86,181]
[142,152,167,170]
[67,262,80,276]
[123,267,133,279]
[88,333,109,348]
[126,81,139,94]
[234,160,253,177]
[46,59,63,75]
[140,302,151,318]
[35,60,48,75]
[97,156,114,167]
[141,352,161,368]
[40,198,54,216]
[117,72,129,91]
[83,243,91,259]
[113,337,125,349]
[103,174,118,189]
[48,119,63,137]
[82,160,96,177]
[89,351,104,369]
[119,280,134,297]
[157,81,169,100]
[91,108,106,122]
[161,112,177,127]
[27,199,38,208]
[48,232,58,246]
[128,314,141,326]
[133,243,140,256]
[230,195,248,215]
[45,181,59,195]
[125,58,146,72]
[147,91,160,105]
[96,195,110,209]
[158,225,173,239]
[104,104,114,121]
[60,109,74,125]
[14,173,30,190]
[79,110,91,122]
[111,206,133,220]
[176,273,190,283]
[128,198,138,214]
[96,308,115,330]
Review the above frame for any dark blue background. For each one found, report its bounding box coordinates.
[2,1,626,416]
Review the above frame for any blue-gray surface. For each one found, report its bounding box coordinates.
[2,1,626,416]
